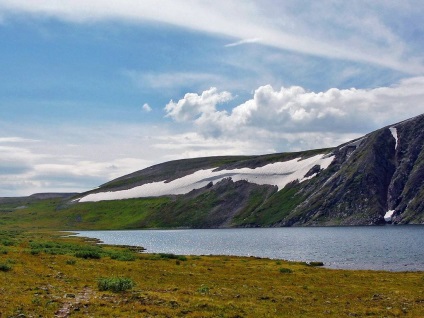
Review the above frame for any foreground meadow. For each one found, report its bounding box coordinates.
[0,230,423,317]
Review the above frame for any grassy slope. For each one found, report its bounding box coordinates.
[240,182,306,226]
[0,184,306,230]
[0,230,423,317]
[0,197,172,230]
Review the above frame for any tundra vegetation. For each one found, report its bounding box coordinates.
[1,191,423,316]
[0,229,423,317]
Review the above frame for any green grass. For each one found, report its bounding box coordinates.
[0,230,422,317]
[279,267,293,274]
[231,187,276,226]
[0,197,171,230]
[240,182,306,226]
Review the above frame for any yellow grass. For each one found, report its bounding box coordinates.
[0,231,423,317]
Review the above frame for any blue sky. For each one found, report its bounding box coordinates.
[0,1,423,196]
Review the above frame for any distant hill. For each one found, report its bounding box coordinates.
[69,113,424,227]
[0,192,77,205]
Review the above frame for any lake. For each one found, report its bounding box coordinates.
[74,225,424,271]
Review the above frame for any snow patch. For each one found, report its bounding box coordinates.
[384,210,395,222]
[389,127,398,150]
[79,154,335,202]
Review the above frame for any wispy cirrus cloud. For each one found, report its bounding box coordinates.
[124,70,224,91]
[225,38,261,48]
[0,0,422,74]
[0,137,39,143]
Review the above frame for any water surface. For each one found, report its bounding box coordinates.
[75,225,424,271]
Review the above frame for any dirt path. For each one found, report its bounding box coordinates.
[55,287,93,318]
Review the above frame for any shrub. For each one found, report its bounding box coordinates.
[0,263,12,272]
[110,252,136,261]
[1,239,14,246]
[66,259,76,265]
[75,249,101,259]
[197,284,210,294]
[158,253,187,261]
[279,267,293,274]
[30,249,40,255]
[98,277,135,292]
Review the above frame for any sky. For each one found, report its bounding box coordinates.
[0,0,423,196]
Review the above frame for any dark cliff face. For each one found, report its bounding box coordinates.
[78,114,424,227]
[387,115,424,224]
[286,129,398,225]
[282,114,424,226]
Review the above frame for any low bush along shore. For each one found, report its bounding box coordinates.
[0,230,423,317]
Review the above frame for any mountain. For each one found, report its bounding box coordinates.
[71,114,424,228]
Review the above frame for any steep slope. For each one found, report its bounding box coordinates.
[74,114,424,227]
[264,114,424,226]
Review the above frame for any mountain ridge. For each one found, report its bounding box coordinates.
[72,113,424,227]
[2,114,423,229]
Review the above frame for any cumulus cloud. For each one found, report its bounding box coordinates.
[165,87,233,122]
[165,77,424,140]
[142,103,152,112]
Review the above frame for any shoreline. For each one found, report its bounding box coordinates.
[69,228,424,273]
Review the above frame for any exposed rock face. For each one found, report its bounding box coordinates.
[77,114,424,227]
[386,115,424,224]
[277,114,424,226]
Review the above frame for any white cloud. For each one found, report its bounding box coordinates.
[225,38,261,47]
[0,125,160,196]
[142,103,152,112]
[165,76,424,139]
[165,87,233,122]
[0,137,39,143]
[124,70,225,91]
[0,0,422,74]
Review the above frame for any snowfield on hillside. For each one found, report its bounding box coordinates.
[79,154,335,202]
[389,127,399,150]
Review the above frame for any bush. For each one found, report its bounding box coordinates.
[0,263,12,272]
[30,249,40,255]
[66,259,76,265]
[1,239,14,246]
[75,249,101,259]
[158,253,187,261]
[98,277,135,292]
[279,267,293,274]
[110,252,136,261]
[197,284,210,294]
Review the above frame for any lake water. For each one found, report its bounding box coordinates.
[74,225,424,271]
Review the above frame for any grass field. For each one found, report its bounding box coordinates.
[0,230,423,317]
